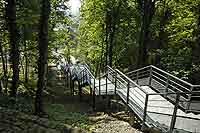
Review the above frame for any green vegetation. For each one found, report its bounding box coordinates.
[76,0,200,84]
[0,0,200,132]
[46,104,93,131]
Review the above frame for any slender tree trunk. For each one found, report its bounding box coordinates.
[22,25,28,83]
[24,40,28,83]
[20,57,24,77]
[6,0,19,98]
[156,2,170,66]
[108,0,122,68]
[137,0,156,67]
[105,12,110,67]
[191,5,200,84]
[35,0,50,115]
[108,24,115,67]
[0,44,7,89]
[5,48,8,92]
[0,45,4,92]
[25,53,28,83]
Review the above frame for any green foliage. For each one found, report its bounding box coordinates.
[0,94,33,113]
[77,0,200,82]
[77,0,138,70]
[46,104,93,131]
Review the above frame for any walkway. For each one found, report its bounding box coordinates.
[67,63,200,133]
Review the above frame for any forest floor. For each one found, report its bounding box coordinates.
[0,68,144,133]
[43,68,143,132]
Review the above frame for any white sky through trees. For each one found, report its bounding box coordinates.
[68,0,81,16]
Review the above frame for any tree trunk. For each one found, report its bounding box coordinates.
[35,0,50,115]
[156,6,170,66]
[6,0,19,98]
[0,43,7,91]
[191,5,200,84]
[25,52,28,83]
[5,48,8,92]
[108,0,122,68]
[137,0,156,67]
[105,11,110,67]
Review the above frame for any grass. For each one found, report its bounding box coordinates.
[0,93,34,113]
[45,103,95,131]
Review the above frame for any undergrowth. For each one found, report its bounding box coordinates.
[45,104,95,131]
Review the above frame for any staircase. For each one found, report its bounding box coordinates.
[67,63,200,133]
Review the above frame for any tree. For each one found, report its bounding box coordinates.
[35,0,50,115]
[191,2,200,84]
[0,0,7,92]
[137,0,156,67]
[6,0,20,98]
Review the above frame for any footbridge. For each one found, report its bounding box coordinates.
[65,63,200,132]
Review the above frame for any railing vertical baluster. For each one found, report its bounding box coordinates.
[106,68,108,95]
[142,94,149,130]
[72,80,74,96]
[85,70,88,84]
[136,71,139,84]
[67,71,69,88]
[114,72,117,95]
[127,81,130,104]
[165,75,169,95]
[89,76,92,96]
[78,81,82,101]
[92,78,96,110]
[186,86,194,111]
[99,73,101,95]
[149,67,152,86]
[169,93,180,132]
[83,69,85,85]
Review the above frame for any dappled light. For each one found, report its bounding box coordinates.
[0,0,200,132]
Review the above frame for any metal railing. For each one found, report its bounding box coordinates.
[143,91,200,132]
[68,64,200,132]
[126,65,200,113]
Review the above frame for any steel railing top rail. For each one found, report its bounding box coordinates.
[150,65,193,87]
[115,69,147,94]
[126,65,200,88]
[126,66,151,75]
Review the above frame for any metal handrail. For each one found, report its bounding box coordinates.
[84,65,95,79]
[126,65,198,88]
[151,65,193,87]
[69,63,200,132]
[126,65,151,75]
[193,85,200,87]
[147,91,200,96]
[115,69,147,94]
[127,65,200,93]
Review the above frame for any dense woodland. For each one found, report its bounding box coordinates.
[78,0,200,85]
[0,0,200,116]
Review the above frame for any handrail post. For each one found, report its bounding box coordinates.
[149,67,152,86]
[72,80,74,96]
[99,73,101,95]
[85,70,88,85]
[186,86,194,111]
[92,78,96,110]
[106,68,108,95]
[127,81,130,104]
[114,72,117,95]
[136,71,139,84]
[82,70,84,85]
[165,75,169,97]
[67,70,69,88]
[78,81,82,102]
[142,94,149,130]
[169,93,180,132]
